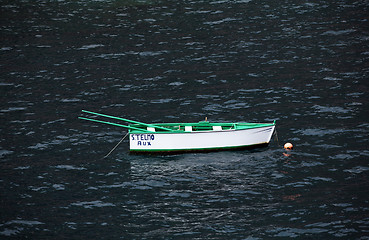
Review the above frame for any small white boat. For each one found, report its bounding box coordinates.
[80,110,276,154]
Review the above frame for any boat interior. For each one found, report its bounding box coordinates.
[130,121,274,133]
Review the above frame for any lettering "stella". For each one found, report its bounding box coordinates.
[131,134,155,147]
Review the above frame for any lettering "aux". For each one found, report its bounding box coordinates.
[137,141,151,146]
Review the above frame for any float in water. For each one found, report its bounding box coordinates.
[79,110,276,154]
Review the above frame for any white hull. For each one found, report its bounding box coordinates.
[129,125,275,153]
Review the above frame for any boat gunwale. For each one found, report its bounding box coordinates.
[129,122,275,134]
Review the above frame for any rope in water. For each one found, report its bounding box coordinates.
[103,132,129,159]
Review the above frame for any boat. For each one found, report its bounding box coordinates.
[79,110,276,154]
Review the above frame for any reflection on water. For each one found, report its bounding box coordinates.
[1,0,369,238]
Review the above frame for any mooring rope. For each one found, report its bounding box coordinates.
[103,132,129,159]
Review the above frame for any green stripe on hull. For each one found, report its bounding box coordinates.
[129,123,275,134]
[130,142,270,154]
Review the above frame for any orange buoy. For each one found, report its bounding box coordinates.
[284,142,293,150]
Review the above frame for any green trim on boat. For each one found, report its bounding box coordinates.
[130,142,270,153]
[128,122,275,134]
[80,110,275,134]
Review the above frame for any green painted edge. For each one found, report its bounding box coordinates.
[129,142,270,154]
[129,122,275,134]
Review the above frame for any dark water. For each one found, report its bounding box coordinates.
[1,0,369,239]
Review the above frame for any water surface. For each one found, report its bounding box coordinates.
[1,0,369,239]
